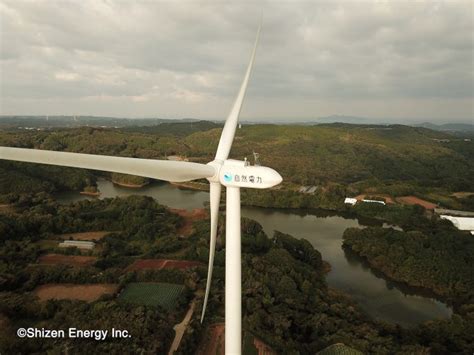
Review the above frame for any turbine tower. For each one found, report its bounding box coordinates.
[0,24,281,354]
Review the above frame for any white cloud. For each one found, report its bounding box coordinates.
[0,0,472,122]
[54,71,80,82]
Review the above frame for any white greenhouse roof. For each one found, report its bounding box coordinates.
[440,215,474,231]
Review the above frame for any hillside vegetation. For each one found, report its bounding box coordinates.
[1,194,473,353]
[343,226,474,304]
[0,123,472,198]
[186,123,473,189]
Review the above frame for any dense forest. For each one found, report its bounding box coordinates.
[1,195,473,353]
[343,226,474,305]
[1,121,473,353]
[0,122,473,203]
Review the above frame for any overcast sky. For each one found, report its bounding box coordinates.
[0,0,472,123]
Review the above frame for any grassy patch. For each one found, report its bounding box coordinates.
[35,239,60,251]
[119,282,184,309]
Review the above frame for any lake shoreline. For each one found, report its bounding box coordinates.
[341,243,458,311]
[170,181,209,191]
[55,180,453,326]
[111,180,150,188]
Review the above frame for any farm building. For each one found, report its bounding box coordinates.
[344,198,357,205]
[440,216,474,235]
[435,208,474,217]
[58,240,95,250]
[344,197,386,206]
[362,199,386,205]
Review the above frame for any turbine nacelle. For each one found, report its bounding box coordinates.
[219,159,282,189]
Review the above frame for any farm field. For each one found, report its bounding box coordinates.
[34,284,118,302]
[164,260,203,270]
[118,282,184,309]
[58,231,112,241]
[396,195,437,210]
[37,254,97,267]
[35,239,60,250]
[126,259,203,272]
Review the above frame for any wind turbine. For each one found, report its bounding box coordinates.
[0,24,281,354]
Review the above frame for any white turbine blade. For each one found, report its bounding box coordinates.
[0,147,215,182]
[200,181,221,322]
[215,24,261,162]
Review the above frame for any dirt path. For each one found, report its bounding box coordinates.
[168,299,196,355]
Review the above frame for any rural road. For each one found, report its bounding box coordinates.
[168,299,196,355]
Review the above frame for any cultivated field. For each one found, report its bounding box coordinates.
[164,260,203,270]
[34,284,118,302]
[35,239,60,250]
[37,254,97,267]
[396,196,437,210]
[126,259,203,272]
[126,259,166,271]
[119,282,184,309]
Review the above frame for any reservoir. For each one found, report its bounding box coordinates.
[56,179,452,327]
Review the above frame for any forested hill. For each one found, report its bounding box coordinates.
[186,123,473,189]
[0,123,472,193]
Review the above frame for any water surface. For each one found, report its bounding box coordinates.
[56,179,452,327]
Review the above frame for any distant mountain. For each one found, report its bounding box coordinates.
[1,115,472,133]
[240,115,381,125]
[414,122,474,133]
[313,115,376,124]
[0,116,199,128]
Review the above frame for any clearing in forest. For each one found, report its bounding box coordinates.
[170,208,208,236]
[37,254,97,267]
[34,284,118,302]
[126,259,203,272]
[396,196,437,210]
